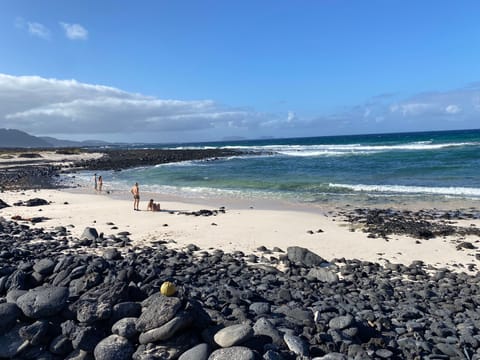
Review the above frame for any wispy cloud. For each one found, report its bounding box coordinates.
[60,22,88,40]
[15,18,51,40]
[308,85,480,135]
[28,22,51,39]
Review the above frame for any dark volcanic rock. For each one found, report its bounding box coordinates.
[33,258,56,275]
[208,346,256,360]
[287,246,326,267]
[94,334,135,360]
[0,324,26,358]
[0,199,10,209]
[213,324,254,347]
[77,149,245,171]
[14,197,50,207]
[0,212,479,359]
[179,343,209,360]
[81,227,98,241]
[139,311,193,344]
[0,302,21,334]
[135,294,182,332]
[16,286,69,318]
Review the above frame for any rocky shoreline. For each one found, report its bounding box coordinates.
[74,149,245,171]
[0,148,245,190]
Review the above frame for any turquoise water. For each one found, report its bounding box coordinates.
[77,129,480,205]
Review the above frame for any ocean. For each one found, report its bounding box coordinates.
[72,129,480,206]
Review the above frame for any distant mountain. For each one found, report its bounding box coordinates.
[0,128,109,148]
[39,136,110,147]
[0,129,52,148]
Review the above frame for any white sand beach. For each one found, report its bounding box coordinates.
[1,187,479,272]
[0,151,103,168]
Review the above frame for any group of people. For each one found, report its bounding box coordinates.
[93,175,160,212]
[131,182,161,212]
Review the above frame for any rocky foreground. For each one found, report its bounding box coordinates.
[1,206,480,360]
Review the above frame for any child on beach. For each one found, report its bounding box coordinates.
[147,199,160,211]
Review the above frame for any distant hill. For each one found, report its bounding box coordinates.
[0,128,109,148]
[39,136,110,147]
[0,129,52,148]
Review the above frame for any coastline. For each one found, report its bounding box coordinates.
[1,185,479,273]
[1,148,479,272]
[2,148,480,358]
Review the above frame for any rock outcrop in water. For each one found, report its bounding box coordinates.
[1,215,480,359]
[75,149,245,171]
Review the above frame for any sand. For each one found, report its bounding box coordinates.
[1,187,479,273]
[0,150,103,168]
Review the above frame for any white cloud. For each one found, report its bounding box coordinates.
[287,111,296,123]
[445,104,461,114]
[1,73,479,142]
[0,73,276,141]
[390,103,434,116]
[60,22,88,40]
[22,21,51,39]
[306,85,480,136]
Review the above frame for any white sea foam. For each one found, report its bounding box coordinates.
[330,183,480,197]
[164,141,479,157]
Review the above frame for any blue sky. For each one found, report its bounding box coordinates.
[1,0,480,142]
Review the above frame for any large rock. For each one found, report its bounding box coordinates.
[286,246,326,267]
[284,333,309,356]
[50,335,73,355]
[0,324,26,358]
[136,294,182,332]
[178,343,209,360]
[307,267,339,283]
[139,311,193,344]
[0,302,21,334]
[17,286,69,318]
[24,198,49,207]
[81,227,98,241]
[133,330,199,360]
[33,258,56,275]
[94,334,135,360]
[208,346,256,360]
[19,320,51,345]
[0,199,10,209]
[329,314,354,330]
[214,324,254,348]
[112,317,138,339]
[253,317,284,346]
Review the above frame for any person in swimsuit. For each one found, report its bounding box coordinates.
[131,182,140,211]
[147,199,160,211]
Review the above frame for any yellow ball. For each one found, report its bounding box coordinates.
[160,281,177,297]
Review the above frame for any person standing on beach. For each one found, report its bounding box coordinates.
[98,176,103,192]
[94,173,97,191]
[131,182,140,211]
